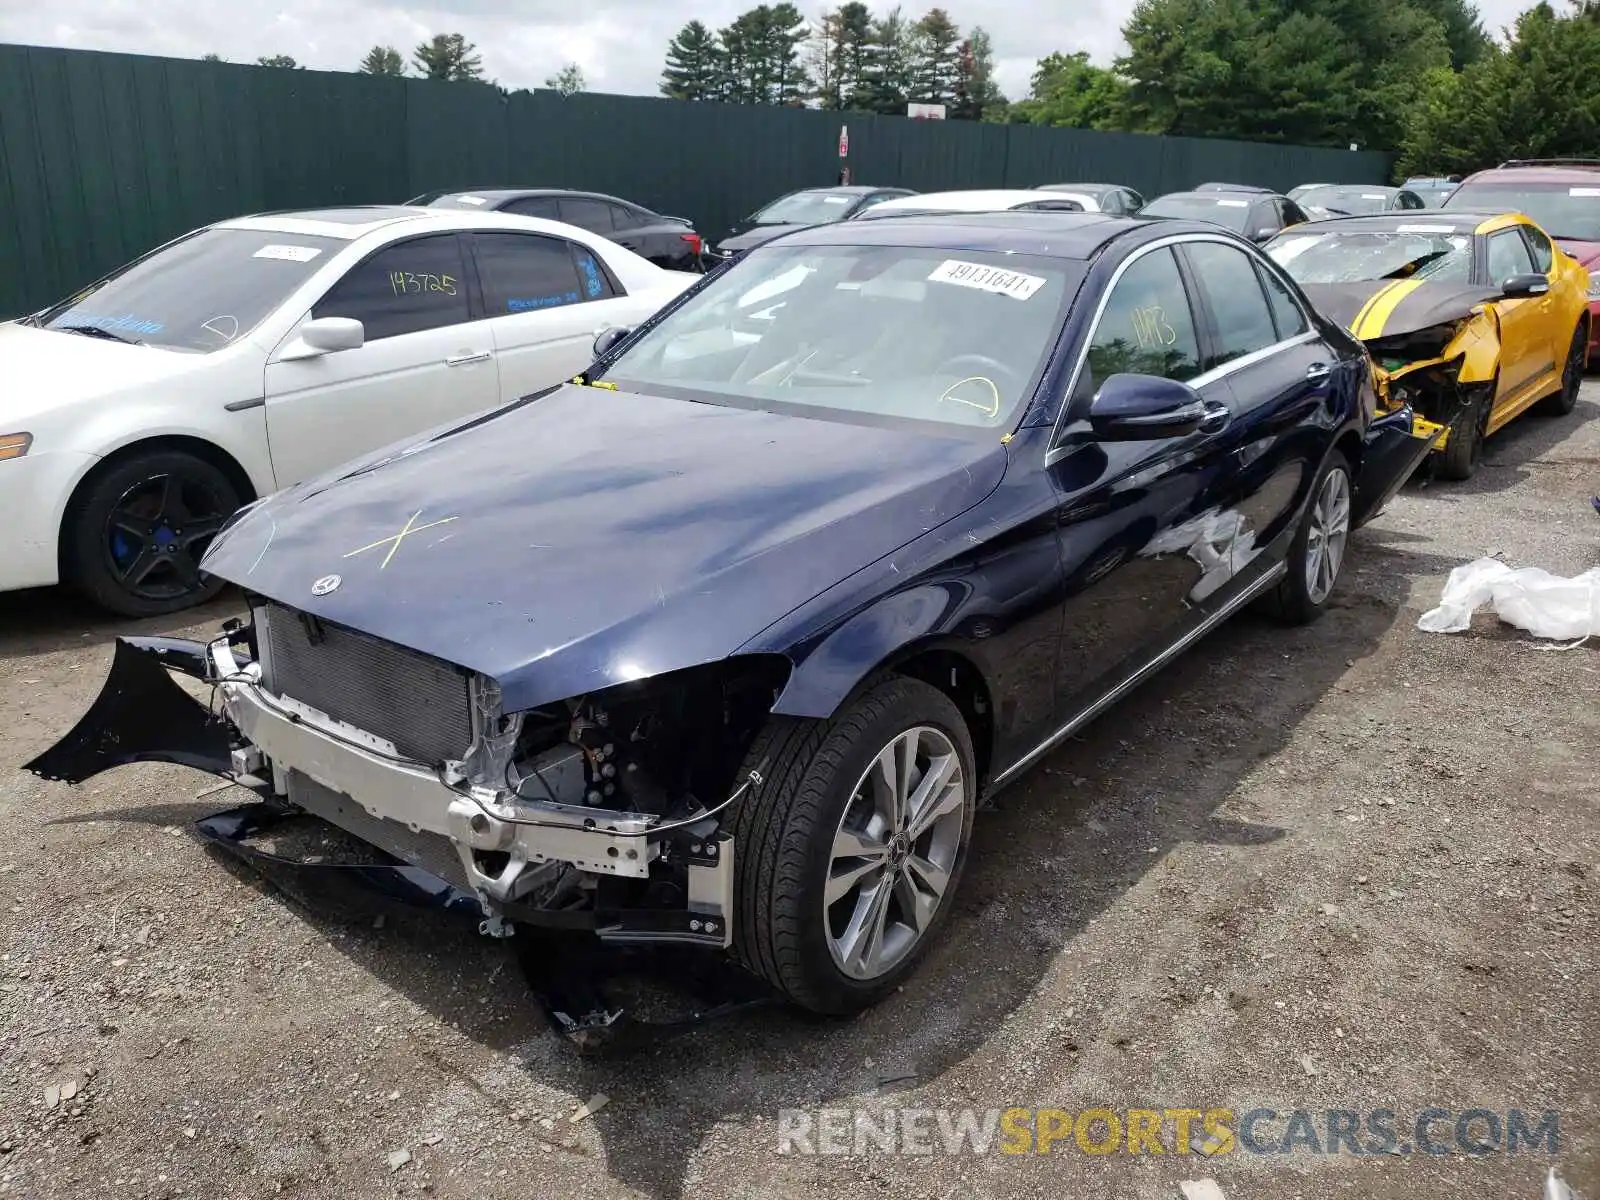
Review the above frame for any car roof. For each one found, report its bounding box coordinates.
[1195,182,1274,194]
[868,189,1090,213]
[775,185,888,197]
[1463,162,1600,184]
[218,206,443,239]
[1302,183,1398,194]
[1038,183,1122,195]
[1149,190,1274,205]
[1274,211,1514,236]
[430,188,642,207]
[763,211,1202,260]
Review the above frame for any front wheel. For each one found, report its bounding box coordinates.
[1266,451,1352,626]
[729,677,976,1014]
[1438,384,1491,481]
[63,448,240,617]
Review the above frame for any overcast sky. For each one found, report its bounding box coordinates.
[0,0,1542,102]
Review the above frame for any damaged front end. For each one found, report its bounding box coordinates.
[1367,306,1499,455]
[28,615,788,1049]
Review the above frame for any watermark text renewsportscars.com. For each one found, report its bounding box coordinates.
[776,1106,1561,1157]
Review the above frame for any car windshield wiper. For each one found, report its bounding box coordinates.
[54,323,142,345]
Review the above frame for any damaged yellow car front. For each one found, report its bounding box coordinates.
[1268,211,1589,481]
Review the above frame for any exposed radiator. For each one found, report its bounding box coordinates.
[254,602,473,765]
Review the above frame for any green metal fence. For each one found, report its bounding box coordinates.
[0,43,1393,319]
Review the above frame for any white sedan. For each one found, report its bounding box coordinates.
[851,188,1106,218]
[0,206,697,615]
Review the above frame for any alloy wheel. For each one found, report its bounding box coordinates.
[103,472,228,603]
[1304,467,1351,606]
[825,726,967,981]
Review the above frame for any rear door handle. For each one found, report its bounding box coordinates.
[446,351,491,367]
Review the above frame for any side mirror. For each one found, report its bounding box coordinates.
[1253,227,1278,241]
[1089,374,1208,441]
[1501,272,1550,299]
[300,317,364,353]
[593,326,633,358]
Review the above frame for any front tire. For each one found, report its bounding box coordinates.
[1267,451,1352,626]
[63,448,240,617]
[729,676,976,1014]
[1439,383,1491,481]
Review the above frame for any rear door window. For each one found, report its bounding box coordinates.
[505,196,561,221]
[1182,241,1280,369]
[558,198,616,233]
[471,233,617,314]
[313,233,470,341]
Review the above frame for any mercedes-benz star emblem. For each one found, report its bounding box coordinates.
[311,574,342,596]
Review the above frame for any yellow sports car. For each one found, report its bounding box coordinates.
[1265,211,1589,479]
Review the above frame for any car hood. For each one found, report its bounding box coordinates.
[717,224,806,253]
[1555,236,1600,267]
[0,321,204,424]
[1298,280,1500,341]
[203,384,1008,712]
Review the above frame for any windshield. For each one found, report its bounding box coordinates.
[1444,182,1600,240]
[748,191,860,226]
[599,244,1083,432]
[1266,229,1473,284]
[41,228,340,352]
[1298,186,1393,216]
[1142,195,1253,232]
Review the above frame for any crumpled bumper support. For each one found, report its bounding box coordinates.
[25,635,766,1053]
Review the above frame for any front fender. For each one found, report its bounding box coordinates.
[768,581,983,719]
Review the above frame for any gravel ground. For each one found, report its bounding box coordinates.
[0,391,1596,1200]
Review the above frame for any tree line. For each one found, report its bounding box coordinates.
[206,35,589,96]
[660,5,1004,119]
[656,0,1600,177]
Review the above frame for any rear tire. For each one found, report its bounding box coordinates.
[1438,384,1491,481]
[1266,451,1351,626]
[63,448,239,618]
[728,676,976,1015]
[1535,323,1586,417]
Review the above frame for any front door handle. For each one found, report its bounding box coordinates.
[1199,400,1232,433]
[1307,361,1331,381]
[446,351,491,367]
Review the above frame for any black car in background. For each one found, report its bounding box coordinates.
[1295,184,1427,219]
[1400,176,1461,207]
[711,186,917,260]
[413,188,707,272]
[1036,183,1146,214]
[1143,188,1311,243]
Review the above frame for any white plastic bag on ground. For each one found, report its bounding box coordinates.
[1418,557,1600,645]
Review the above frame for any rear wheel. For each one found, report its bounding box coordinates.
[1535,323,1586,417]
[729,676,976,1014]
[63,448,239,617]
[1266,451,1351,626]
[1438,384,1491,481]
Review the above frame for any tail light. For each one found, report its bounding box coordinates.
[680,232,703,256]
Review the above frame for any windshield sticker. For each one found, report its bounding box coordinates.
[1215,199,1250,208]
[822,196,851,204]
[927,259,1046,301]
[253,244,323,263]
[61,311,165,335]
[1570,187,1600,197]
[1362,193,1386,200]
[455,195,488,206]
[1396,223,1455,233]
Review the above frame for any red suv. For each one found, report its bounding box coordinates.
[1444,160,1600,361]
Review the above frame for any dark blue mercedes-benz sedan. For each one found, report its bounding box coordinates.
[31,213,1435,1019]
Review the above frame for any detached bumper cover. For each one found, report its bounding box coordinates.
[1351,404,1440,528]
